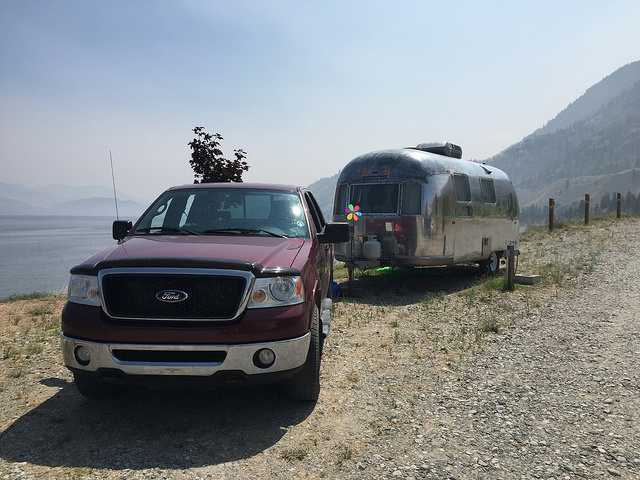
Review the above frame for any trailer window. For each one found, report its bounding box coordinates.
[453,174,471,202]
[455,205,473,217]
[401,182,421,215]
[350,184,398,214]
[333,184,347,216]
[480,178,496,203]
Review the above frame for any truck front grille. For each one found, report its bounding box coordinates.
[100,269,251,321]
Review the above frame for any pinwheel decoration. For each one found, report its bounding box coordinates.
[345,204,361,221]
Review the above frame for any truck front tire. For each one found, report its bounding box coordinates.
[73,371,120,398]
[285,306,321,401]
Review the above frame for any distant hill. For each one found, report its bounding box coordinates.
[53,197,146,218]
[489,60,640,222]
[6,61,639,225]
[532,61,640,137]
[308,62,640,224]
[0,195,44,215]
[308,173,339,220]
[0,183,146,218]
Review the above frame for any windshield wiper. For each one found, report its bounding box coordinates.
[203,228,286,238]
[134,226,201,235]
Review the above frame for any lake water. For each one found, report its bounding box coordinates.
[0,215,122,299]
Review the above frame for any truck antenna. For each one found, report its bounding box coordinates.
[110,150,120,220]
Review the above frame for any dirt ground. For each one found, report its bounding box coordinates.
[1,217,638,479]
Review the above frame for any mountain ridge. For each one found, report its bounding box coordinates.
[0,183,147,217]
[488,62,640,220]
[532,61,640,137]
[310,60,640,223]
[4,61,639,223]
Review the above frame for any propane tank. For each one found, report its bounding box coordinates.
[363,234,381,259]
[381,235,399,256]
[351,238,362,258]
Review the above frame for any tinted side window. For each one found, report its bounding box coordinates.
[480,178,496,203]
[333,184,347,216]
[455,205,473,217]
[305,191,325,233]
[401,182,421,215]
[453,174,471,202]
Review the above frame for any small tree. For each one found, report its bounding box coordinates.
[188,126,249,183]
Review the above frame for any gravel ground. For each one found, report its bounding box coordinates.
[0,217,638,480]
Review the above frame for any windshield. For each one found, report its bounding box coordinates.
[133,188,309,238]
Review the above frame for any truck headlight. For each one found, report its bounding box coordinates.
[68,274,101,306]
[248,276,304,308]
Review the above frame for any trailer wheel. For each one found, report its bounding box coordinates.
[482,251,500,276]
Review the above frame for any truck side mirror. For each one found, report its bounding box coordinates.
[113,220,132,241]
[318,222,350,244]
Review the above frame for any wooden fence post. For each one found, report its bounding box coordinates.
[617,193,622,219]
[548,198,555,233]
[506,245,515,290]
[584,193,590,225]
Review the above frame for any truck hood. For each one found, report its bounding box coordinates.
[71,235,308,276]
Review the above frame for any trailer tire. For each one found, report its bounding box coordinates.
[482,251,500,276]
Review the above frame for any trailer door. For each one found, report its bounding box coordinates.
[451,173,480,262]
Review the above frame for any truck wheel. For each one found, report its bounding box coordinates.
[73,372,119,398]
[285,306,321,401]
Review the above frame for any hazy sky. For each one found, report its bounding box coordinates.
[2,0,639,204]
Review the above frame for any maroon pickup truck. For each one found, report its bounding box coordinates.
[61,183,349,401]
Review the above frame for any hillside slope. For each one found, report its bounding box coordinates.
[308,173,339,219]
[488,64,640,219]
[533,60,640,136]
[0,183,147,217]
[309,62,640,223]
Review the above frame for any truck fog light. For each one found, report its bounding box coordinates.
[253,348,275,368]
[74,345,91,366]
[252,289,267,304]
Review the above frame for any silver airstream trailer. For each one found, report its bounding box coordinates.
[332,143,519,278]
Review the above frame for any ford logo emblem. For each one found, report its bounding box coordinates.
[156,289,189,303]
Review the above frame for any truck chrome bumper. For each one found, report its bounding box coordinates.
[60,333,310,377]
